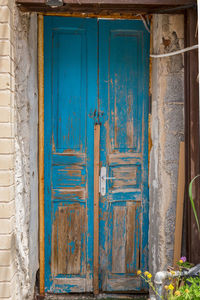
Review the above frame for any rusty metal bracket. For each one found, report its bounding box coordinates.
[45,0,63,7]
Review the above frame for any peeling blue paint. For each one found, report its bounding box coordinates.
[44,16,97,293]
[99,20,149,292]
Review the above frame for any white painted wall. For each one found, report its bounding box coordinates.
[14,9,38,299]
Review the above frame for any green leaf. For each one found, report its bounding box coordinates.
[189,175,200,232]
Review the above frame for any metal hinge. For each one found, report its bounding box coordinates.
[46,0,63,7]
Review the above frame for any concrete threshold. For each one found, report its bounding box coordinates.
[40,293,149,300]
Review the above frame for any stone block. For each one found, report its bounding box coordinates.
[0,275,15,297]
[0,201,15,218]
[0,41,10,56]
[0,90,11,106]
[0,186,14,202]
[0,249,13,266]
[0,233,13,250]
[0,155,14,170]
[169,15,184,39]
[164,104,184,134]
[0,171,14,186]
[165,74,184,103]
[167,54,184,74]
[0,107,11,122]
[0,74,10,89]
[0,6,10,23]
[0,57,10,73]
[0,24,10,39]
[0,217,14,234]
[0,0,11,5]
[0,124,14,137]
[164,134,183,163]
[0,139,14,154]
[0,282,11,297]
[0,261,15,281]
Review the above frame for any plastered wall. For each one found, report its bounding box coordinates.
[13,7,38,300]
[149,14,184,274]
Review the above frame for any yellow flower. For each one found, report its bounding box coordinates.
[175,290,181,296]
[179,259,183,263]
[137,270,141,275]
[185,289,189,293]
[170,270,176,275]
[144,271,149,276]
[147,273,152,279]
[168,284,174,290]
[164,285,169,290]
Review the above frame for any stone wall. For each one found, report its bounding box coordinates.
[149,14,184,275]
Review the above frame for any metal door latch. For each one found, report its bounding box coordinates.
[99,167,116,196]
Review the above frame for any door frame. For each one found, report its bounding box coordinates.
[38,13,152,295]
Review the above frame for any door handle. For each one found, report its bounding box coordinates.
[99,167,116,196]
[102,176,116,180]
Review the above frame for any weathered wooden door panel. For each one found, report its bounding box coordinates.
[44,17,149,294]
[44,17,98,293]
[99,20,149,292]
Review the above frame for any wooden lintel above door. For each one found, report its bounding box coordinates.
[16,0,196,14]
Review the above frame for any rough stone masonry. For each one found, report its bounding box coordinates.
[149,14,184,275]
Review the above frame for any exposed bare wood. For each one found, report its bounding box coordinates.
[56,205,83,274]
[148,115,152,172]
[184,7,200,264]
[38,14,45,296]
[111,166,137,190]
[106,277,142,291]
[93,124,100,295]
[57,208,66,274]
[126,204,136,273]
[148,19,153,171]
[53,277,92,292]
[173,142,185,266]
[41,12,142,18]
[16,0,196,14]
[51,211,58,276]
[112,207,126,273]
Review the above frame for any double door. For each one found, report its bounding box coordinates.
[44,16,149,293]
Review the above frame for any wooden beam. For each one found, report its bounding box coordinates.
[93,124,100,295]
[16,4,196,14]
[184,7,200,264]
[38,14,45,296]
[16,0,196,5]
[173,142,185,266]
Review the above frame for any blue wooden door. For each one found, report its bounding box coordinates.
[44,17,98,293]
[99,20,149,292]
[44,17,149,293]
